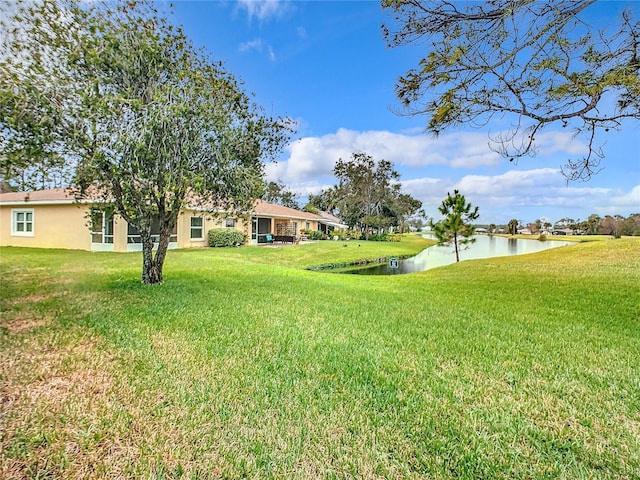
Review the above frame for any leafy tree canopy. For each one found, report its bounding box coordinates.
[0,0,293,283]
[383,0,640,181]
[332,152,421,239]
[305,187,342,216]
[262,180,300,210]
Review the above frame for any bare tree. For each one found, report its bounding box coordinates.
[382,0,640,180]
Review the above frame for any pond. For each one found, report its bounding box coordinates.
[335,235,573,275]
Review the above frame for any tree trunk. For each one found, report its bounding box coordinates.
[141,236,160,285]
[140,231,171,285]
[453,232,460,262]
[153,229,171,281]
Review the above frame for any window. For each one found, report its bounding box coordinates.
[225,218,236,228]
[12,209,34,236]
[127,217,177,244]
[104,217,114,243]
[91,212,114,244]
[127,223,142,244]
[91,212,102,243]
[190,217,203,239]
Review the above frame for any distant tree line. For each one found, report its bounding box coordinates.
[482,213,640,237]
[551,214,640,237]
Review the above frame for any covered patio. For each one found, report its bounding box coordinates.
[250,200,324,245]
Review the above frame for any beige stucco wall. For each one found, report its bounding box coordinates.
[0,202,319,252]
[112,215,128,252]
[177,211,249,248]
[0,203,92,250]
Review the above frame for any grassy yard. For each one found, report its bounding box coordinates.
[1,236,639,479]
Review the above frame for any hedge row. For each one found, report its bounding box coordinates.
[208,228,246,247]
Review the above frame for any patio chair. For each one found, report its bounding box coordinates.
[265,234,274,243]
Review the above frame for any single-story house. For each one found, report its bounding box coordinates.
[0,188,333,251]
[315,211,348,233]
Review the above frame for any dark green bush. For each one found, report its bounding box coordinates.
[208,228,246,247]
[368,233,388,242]
[310,231,324,240]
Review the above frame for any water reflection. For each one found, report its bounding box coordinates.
[338,235,572,275]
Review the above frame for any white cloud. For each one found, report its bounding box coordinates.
[239,38,263,53]
[453,168,563,195]
[276,128,590,183]
[450,170,614,215]
[264,160,330,197]
[237,0,289,22]
[400,168,623,223]
[600,185,640,214]
[269,127,624,222]
[535,131,590,156]
[275,128,508,184]
[277,132,351,181]
[238,38,276,61]
[290,182,334,197]
[400,177,447,208]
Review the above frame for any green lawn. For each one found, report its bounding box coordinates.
[1,236,639,479]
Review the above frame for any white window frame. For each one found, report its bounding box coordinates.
[190,216,204,240]
[90,211,114,244]
[12,209,34,237]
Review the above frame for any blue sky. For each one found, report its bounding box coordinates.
[171,0,639,225]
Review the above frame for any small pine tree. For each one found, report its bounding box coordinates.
[430,190,479,262]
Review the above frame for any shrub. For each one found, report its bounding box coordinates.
[208,228,246,247]
[341,229,361,240]
[387,233,402,242]
[538,234,547,242]
[368,233,388,242]
[310,230,324,240]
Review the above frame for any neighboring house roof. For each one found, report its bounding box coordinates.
[317,211,348,229]
[0,188,77,205]
[0,188,325,222]
[253,200,323,221]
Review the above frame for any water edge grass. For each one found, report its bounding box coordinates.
[1,237,639,478]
